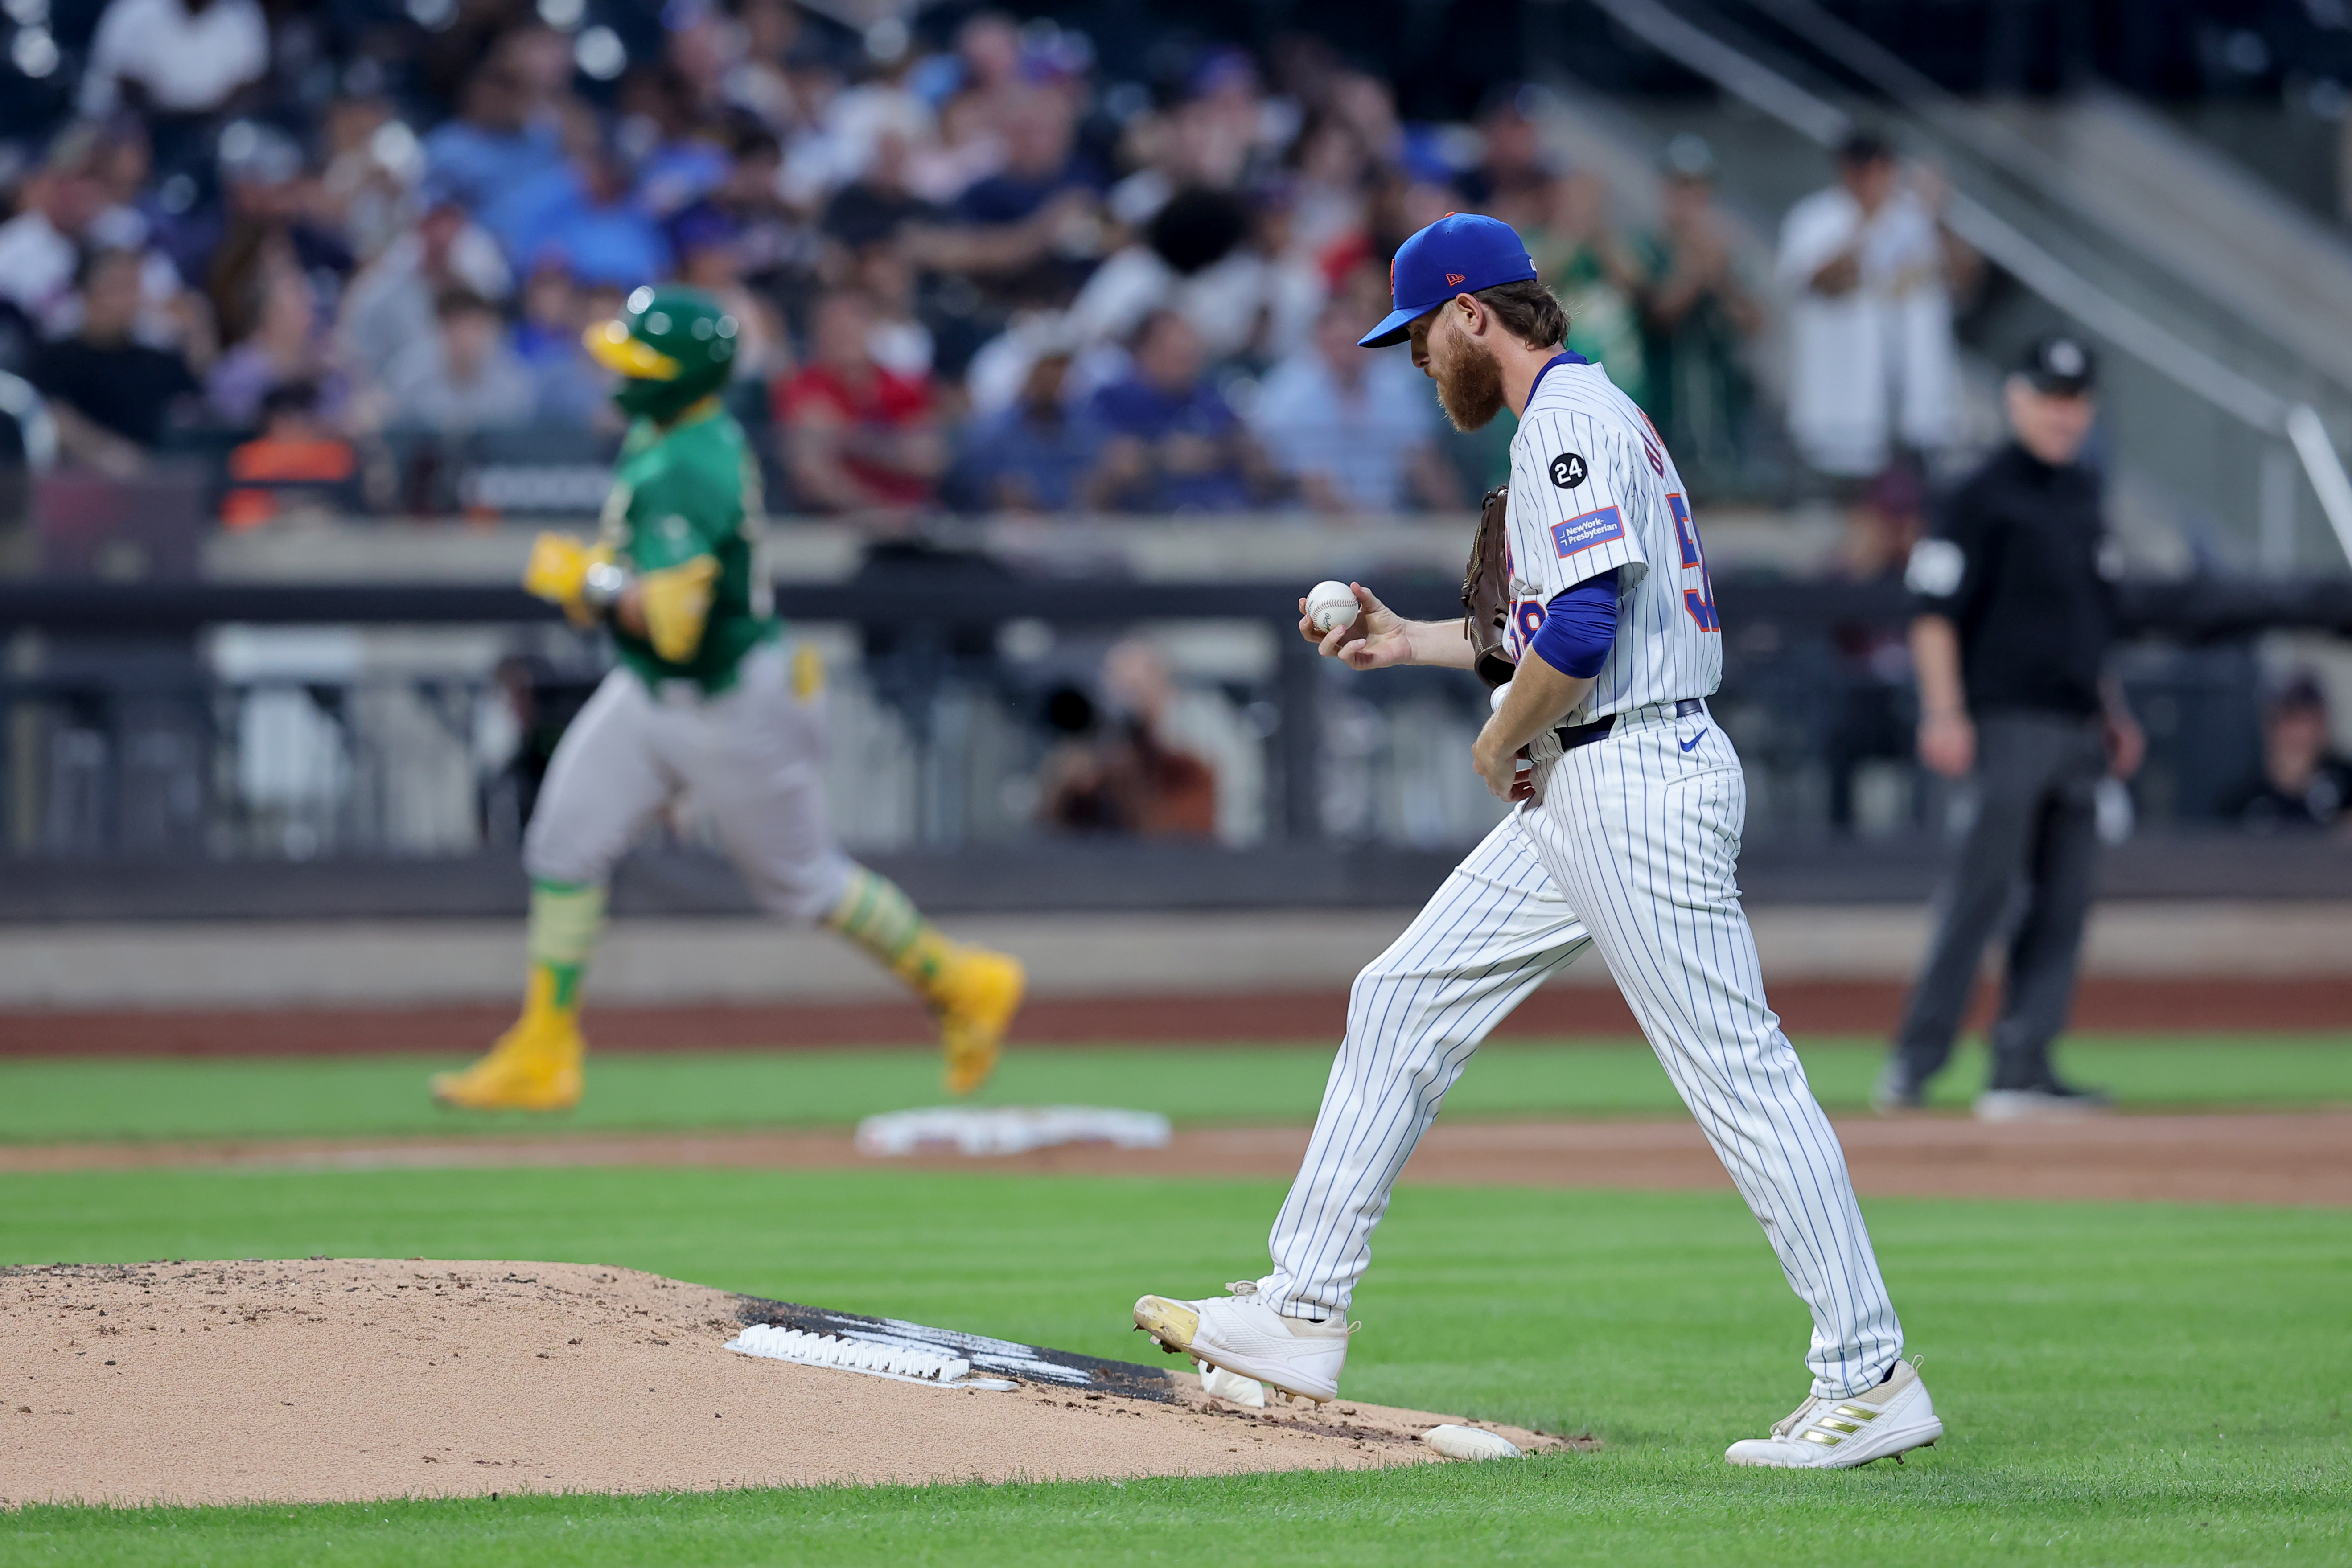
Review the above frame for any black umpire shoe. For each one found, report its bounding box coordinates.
[1871,1059,1927,1114]
[1973,1074,2111,1122]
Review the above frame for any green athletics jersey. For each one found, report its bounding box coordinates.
[597,404,778,694]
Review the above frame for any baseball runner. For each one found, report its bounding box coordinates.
[1132,216,1942,1468]
[431,285,1024,1112]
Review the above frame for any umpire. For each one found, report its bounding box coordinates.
[1875,334,2145,1118]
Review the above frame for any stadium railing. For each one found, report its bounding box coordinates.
[0,567,2346,920]
[1583,0,2352,577]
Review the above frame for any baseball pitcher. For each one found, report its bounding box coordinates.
[431,285,1024,1112]
[1132,217,1942,1468]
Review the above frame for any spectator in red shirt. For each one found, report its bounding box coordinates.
[773,289,943,517]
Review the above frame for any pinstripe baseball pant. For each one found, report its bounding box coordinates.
[1263,700,1904,1398]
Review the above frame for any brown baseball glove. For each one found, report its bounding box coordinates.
[1462,484,1516,690]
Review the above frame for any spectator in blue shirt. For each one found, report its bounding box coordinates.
[490,134,671,291]
[1086,309,1269,513]
[954,349,1106,513]
[622,66,732,223]
[380,287,536,435]
[907,91,1105,305]
[477,153,577,272]
[422,64,564,216]
[954,92,1103,226]
[510,260,617,428]
[1250,296,1460,514]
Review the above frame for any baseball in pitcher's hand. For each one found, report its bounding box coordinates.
[1298,583,1409,670]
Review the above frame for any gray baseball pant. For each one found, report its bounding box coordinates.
[522,640,855,920]
[1892,711,2106,1091]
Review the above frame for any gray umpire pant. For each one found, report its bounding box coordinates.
[1893,712,2106,1091]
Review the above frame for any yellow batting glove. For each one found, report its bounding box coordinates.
[523,531,588,602]
[640,555,720,663]
[522,534,613,628]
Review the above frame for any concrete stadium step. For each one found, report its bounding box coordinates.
[1991,89,2352,398]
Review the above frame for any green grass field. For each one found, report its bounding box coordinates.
[4,1034,2350,1145]
[2,1162,2347,1565]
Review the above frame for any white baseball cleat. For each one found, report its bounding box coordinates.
[1133,1280,1353,1404]
[1724,1359,1944,1469]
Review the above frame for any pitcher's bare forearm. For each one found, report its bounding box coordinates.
[1472,657,1595,800]
[1352,615,1476,670]
[1401,618,1477,669]
[1482,657,1593,756]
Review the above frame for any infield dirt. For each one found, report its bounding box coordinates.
[1,1259,1567,1508]
[8,976,2350,1058]
[6,1112,2347,1205]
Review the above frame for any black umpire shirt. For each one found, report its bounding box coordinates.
[1904,442,2117,720]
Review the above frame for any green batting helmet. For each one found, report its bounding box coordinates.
[583,284,739,423]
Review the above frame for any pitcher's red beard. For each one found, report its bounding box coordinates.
[1428,320,1506,431]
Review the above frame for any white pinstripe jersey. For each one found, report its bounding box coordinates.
[1499,354,1723,724]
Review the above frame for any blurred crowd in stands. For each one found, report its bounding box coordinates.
[0,0,1879,526]
[3,0,2339,858]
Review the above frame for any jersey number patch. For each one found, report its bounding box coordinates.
[1514,599,1546,652]
[1669,493,1719,633]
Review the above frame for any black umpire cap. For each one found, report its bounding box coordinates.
[2019,333,2097,396]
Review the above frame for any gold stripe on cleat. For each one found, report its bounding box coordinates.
[1132,1296,1200,1353]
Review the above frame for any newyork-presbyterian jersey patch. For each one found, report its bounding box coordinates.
[1551,505,1625,556]
[1548,452,1588,488]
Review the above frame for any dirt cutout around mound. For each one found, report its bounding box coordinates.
[0,1260,1567,1508]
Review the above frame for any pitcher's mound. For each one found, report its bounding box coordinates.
[3,1260,1569,1507]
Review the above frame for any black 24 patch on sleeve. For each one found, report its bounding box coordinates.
[1548,452,1588,489]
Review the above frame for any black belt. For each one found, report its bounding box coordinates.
[1555,698,1707,752]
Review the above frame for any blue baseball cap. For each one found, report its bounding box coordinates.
[1358,213,1538,348]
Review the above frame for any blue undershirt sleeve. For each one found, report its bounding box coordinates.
[1528,569,1620,678]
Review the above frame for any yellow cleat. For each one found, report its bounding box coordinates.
[934,946,1024,1097]
[1132,1295,1201,1354]
[430,1009,585,1112]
